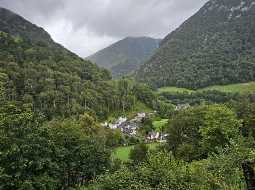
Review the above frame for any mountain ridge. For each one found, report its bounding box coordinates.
[0,7,55,45]
[137,0,255,89]
[87,36,161,78]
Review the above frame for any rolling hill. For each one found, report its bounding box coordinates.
[87,37,161,78]
[137,0,255,89]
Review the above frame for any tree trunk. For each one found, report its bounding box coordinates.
[242,161,255,190]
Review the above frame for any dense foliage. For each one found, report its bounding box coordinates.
[0,30,119,119]
[137,0,255,89]
[129,143,149,164]
[166,104,241,161]
[0,103,111,189]
[83,146,253,190]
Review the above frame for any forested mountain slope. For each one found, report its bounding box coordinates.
[137,0,255,89]
[87,37,161,78]
[0,7,132,120]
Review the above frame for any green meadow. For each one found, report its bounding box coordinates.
[112,143,159,161]
[158,81,255,95]
[199,82,255,94]
[158,86,194,94]
[152,119,169,132]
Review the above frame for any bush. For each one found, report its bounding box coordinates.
[129,144,149,164]
[166,104,241,161]
[0,103,111,190]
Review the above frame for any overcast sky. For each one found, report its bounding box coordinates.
[0,0,208,57]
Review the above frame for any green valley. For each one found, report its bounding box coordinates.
[1,0,255,190]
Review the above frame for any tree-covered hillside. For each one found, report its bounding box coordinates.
[0,7,153,120]
[137,0,255,89]
[87,37,161,78]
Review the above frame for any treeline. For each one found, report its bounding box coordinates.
[82,102,255,190]
[160,90,240,105]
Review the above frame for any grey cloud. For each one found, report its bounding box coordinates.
[60,0,209,37]
[0,0,64,23]
[0,0,209,56]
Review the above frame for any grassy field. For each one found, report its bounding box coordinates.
[158,86,194,94]
[153,119,169,132]
[158,81,255,95]
[199,82,255,94]
[112,143,159,161]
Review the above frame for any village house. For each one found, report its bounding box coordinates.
[102,112,156,137]
[107,116,127,129]
[121,122,138,136]
[102,116,140,136]
[175,103,190,111]
[147,131,160,141]
[131,112,147,122]
[147,132,169,142]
